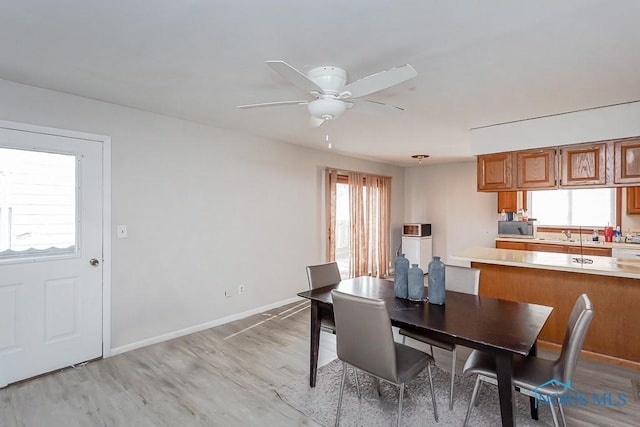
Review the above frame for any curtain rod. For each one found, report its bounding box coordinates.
[326,167,392,180]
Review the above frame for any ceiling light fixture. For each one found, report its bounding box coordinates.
[307,96,347,120]
[411,154,430,164]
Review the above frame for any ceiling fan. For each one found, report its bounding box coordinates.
[237,60,417,127]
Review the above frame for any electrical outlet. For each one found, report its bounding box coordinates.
[224,290,232,298]
[238,284,245,294]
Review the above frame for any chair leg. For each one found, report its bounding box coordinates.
[335,362,347,427]
[375,377,382,397]
[548,395,560,427]
[429,344,434,356]
[557,396,567,427]
[463,376,482,427]
[353,368,361,399]
[473,379,483,407]
[397,382,404,427]
[427,363,439,422]
[449,346,457,410]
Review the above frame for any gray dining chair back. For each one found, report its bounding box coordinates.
[462,293,594,427]
[332,290,398,382]
[553,293,594,389]
[398,264,480,409]
[306,262,341,290]
[306,262,341,334]
[331,290,438,426]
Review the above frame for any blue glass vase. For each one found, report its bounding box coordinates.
[393,253,409,299]
[408,263,425,301]
[428,256,445,305]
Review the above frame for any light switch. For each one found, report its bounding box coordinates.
[117,225,128,238]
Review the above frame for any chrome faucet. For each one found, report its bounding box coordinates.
[562,230,572,240]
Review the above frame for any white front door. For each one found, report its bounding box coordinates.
[0,126,103,387]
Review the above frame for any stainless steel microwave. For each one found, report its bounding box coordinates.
[498,220,537,238]
[403,223,431,237]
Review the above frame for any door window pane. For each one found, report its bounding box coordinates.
[0,148,77,260]
[335,182,350,278]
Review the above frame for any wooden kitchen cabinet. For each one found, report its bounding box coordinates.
[516,148,557,189]
[527,242,567,253]
[495,241,527,250]
[626,187,640,214]
[614,137,640,184]
[559,142,607,187]
[495,240,612,256]
[567,246,612,256]
[496,191,527,213]
[477,152,513,191]
[479,136,640,191]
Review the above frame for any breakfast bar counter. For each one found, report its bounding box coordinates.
[453,246,640,279]
[452,247,640,368]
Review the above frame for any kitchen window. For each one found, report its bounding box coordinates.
[528,188,615,227]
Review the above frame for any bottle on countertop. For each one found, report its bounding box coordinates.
[592,229,599,242]
[522,209,528,221]
[500,209,507,221]
[614,226,621,243]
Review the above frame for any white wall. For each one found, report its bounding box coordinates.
[0,79,405,350]
[404,161,497,265]
[471,101,640,155]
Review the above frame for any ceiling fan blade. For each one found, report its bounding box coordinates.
[343,64,417,98]
[309,116,325,127]
[266,60,324,94]
[350,99,405,114]
[237,100,309,109]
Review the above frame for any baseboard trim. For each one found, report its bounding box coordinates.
[537,339,640,370]
[110,296,304,356]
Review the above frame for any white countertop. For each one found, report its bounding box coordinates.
[452,247,640,279]
[495,236,640,249]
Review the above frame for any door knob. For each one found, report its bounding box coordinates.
[89,258,100,266]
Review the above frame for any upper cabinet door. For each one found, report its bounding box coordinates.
[614,137,640,184]
[477,152,513,191]
[560,142,607,187]
[516,148,557,189]
[626,187,640,214]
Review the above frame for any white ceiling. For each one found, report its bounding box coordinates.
[0,1,639,166]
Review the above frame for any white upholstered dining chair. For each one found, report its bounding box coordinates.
[398,264,480,409]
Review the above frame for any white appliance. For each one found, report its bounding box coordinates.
[401,236,433,270]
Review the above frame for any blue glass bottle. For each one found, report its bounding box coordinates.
[428,256,445,305]
[394,253,409,299]
[408,264,425,301]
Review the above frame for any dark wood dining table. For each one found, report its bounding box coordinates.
[297,276,553,427]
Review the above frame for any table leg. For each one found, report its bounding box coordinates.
[495,352,515,427]
[529,342,539,420]
[309,300,321,387]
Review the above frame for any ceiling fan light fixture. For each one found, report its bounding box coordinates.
[307,97,346,120]
[307,66,347,95]
[411,154,430,164]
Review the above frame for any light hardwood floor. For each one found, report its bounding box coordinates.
[1,299,638,426]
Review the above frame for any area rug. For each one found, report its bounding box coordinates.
[276,359,555,426]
